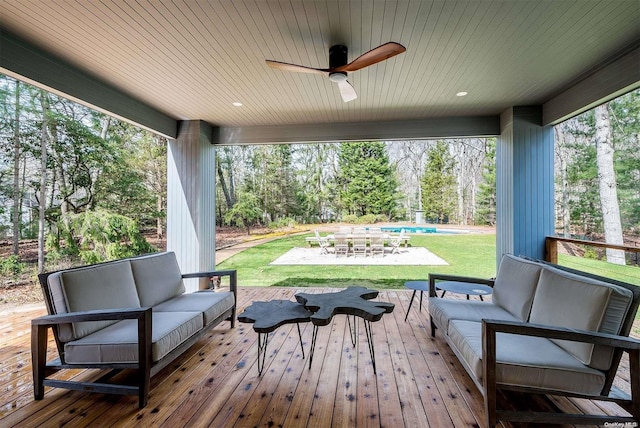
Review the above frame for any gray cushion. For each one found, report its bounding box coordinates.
[429,299,519,335]
[46,272,74,342]
[64,311,203,364]
[447,320,606,396]
[537,266,633,370]
[154,291,235,325]
[529,268,611,365]
[492,254,543,321]
[61,260,140,340]
[130,252,186,307]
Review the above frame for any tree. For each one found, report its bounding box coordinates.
[421,141,456,223]
[224,191,262,234]
[476,139,496,225]
[594,103,625,264]
[335,142,398,218]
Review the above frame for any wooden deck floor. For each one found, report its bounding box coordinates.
[0,287,633,427]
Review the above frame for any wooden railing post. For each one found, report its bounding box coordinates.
[545,237,558,264]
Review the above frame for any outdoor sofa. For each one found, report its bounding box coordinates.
[32,251,237,408]
[429,254,640,426]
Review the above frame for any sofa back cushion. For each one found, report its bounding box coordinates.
[492,254,544,321]
[130,252,185,307]
[533,266,633,369]
[529,267,620,366]
[46,271,75,342]
[61,260,141,340]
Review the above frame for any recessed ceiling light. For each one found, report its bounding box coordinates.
[232,102,243,107]
[456,91,468,97]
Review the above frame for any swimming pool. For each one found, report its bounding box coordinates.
[380,226,469,234]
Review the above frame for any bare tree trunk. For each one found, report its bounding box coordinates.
[156,194,163,239]
[554,127,571,237]
[594,103,625,265]
[38,92,50,273]
[12,81,21,255]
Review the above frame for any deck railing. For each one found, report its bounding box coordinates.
[545,236,640,265]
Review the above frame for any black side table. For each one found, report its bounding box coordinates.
[238,300,311,376]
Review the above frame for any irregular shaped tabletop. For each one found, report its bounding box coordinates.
[237,300,312,333]
[295,286,395,326]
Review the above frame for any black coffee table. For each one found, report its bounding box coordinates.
[237,300,311,375]
[295,286,394,374]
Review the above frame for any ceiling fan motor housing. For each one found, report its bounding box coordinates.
[329,45,348,68]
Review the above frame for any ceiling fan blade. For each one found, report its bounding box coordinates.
[265,60,328,75]
[337,79,357,102]
[335,42,406,72]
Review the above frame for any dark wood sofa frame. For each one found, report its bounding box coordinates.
[429,262,640,427]
[32,263,237,408]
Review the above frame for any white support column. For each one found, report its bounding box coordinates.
[167,120,216,292]
[497,106,554,263]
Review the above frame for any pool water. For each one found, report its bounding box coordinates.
[380,226,468,234]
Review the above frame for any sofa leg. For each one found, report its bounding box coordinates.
[31,323,47,400]
[630,348,639,422]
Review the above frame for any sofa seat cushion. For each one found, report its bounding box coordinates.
[447,320,606,396]
[61,260,141,340]
[130,252,186,307]
[154,291,235,325]
[64,311,203,364]
[429,299,519,335]
[492,255,543,321]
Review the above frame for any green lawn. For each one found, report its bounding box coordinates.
[558,254,640,287]
[215,233,497,288]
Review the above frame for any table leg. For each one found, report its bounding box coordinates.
[347,314,358,347]
[404,290,417,321]
[309,325,319,370]
[364,320,377,374]
[257,332,269,376]
[419,291,424,311]
[296,322,305,359]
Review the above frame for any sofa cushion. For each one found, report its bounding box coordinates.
[64,311,203,364]
[154,291,235,325]
[492,254,543,321]
[537,266,633,370]
[529,268,612,365]
[61,260,141,340]
[46,271,75,342]
[429,299,519,335]
[130,252,186,307]
[447,320,606,396]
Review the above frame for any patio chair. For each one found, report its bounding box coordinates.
[334,233,350,257]
[369,230,384,257]
[314,230,332,255]
[388,229,405,254]
[339,226,352,234]
[352,229,368,257]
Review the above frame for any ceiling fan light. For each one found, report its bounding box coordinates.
[329,72,348,83]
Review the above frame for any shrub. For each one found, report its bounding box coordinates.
[269,217,297,229]
[357,214,377,224]
[0,255,26,277]
[51,209,156,263]
[342,214,358,223]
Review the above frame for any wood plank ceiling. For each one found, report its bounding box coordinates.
[1,0,639,127]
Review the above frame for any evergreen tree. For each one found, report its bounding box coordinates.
[476,139,496,225]
[421,141,456,223]
[335,142,398,218]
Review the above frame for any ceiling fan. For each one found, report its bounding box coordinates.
[266,42,406,103]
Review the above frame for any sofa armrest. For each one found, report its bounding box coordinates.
[428,273,495,297]
[481,318,640,427]
[482,319,640,350]
[32,307,151,326]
